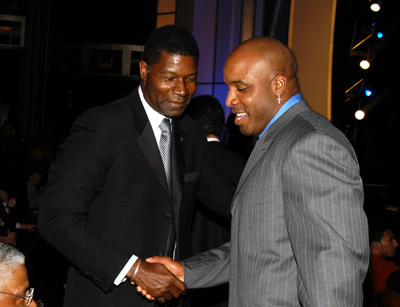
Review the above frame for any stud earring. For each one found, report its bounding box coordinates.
[277,93,282,104]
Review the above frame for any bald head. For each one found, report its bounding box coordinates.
[227,37,300,97]
[224,37,301,136]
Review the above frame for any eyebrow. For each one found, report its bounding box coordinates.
[227,80,245,85]
[160,70,197,76]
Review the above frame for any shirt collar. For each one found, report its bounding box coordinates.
[138,86,170,132]
[259,93,303,139]
[207,137,220,143]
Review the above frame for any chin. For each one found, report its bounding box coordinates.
[239,127,250,136]
[167,110,185,118]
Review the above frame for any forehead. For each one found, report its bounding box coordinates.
[7,265,29,291]
[382,230,395,239]
[224,52,269,84]
[153,51,197,74]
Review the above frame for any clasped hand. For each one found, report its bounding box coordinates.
[126,256,185,303]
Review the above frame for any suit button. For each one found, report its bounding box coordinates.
[158,251,164,256]
[164,212,171,219]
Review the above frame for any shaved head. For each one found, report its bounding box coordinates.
[224,37,301,136]
[227,37,300,97]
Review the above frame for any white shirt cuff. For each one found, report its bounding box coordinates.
[114,255,138,286]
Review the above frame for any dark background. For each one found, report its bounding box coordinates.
[0,0,399,305]
[0,0,398,218]
[332,0,400,222]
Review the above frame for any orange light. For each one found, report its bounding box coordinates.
[0,26,13,31]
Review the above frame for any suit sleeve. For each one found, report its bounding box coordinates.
[282,131,369,306]
[38,111,131,292]
[183,241,231,288]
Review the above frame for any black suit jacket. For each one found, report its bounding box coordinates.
[38,88,235,307]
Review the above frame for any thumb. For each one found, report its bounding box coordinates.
[146,256,184,281]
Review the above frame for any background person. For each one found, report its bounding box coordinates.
[0,242,37,307]
[369,223,400,295]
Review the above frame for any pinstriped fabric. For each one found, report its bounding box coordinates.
[184,101,369,306]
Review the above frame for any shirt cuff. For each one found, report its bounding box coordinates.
[114,255,138,286]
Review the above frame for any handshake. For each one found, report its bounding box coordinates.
[126,256,185,303]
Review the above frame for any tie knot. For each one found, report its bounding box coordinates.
[160,118,171,133]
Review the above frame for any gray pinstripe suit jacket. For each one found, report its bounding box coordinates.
[183,100,369,306]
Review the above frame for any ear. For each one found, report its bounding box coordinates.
[139,60,149,81]
[371,241,381,251]
[272,75,287,96]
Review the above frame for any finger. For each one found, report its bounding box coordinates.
[170,286,181,298]
[157,296,166,303]
[146,294,155,301]
[175,280,187,293]
[163,292,173,301]
[145,256,160,263]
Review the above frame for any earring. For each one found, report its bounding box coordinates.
[276,93,282,105]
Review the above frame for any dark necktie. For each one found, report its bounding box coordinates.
[159,118,175,257]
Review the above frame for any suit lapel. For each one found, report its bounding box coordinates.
[130,88,170,197]
[137,122,170,196]
[233,100,310,201]
[233,137,273,199]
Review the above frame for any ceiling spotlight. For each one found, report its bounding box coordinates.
[360,60,370,70]
[365,89,372,97]
[370,3,381,12]
[355,110,365,120]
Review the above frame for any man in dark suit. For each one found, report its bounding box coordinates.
[38,25,235,307]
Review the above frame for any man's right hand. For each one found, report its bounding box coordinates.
[126,258,186,303]
[146,256,184,281]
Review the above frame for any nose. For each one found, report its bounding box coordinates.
[225,90,238,107]
[173,79,188,97]
[394,239,399,247]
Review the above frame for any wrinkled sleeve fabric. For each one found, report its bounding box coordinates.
[183,241,230,288]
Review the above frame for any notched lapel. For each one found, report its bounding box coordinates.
[234,137,273,199]
[137,121,170,196]
[232,101,308,202]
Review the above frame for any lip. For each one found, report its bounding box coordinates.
[167,100,186,108]
[234,112,248,125]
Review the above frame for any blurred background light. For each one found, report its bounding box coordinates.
[370,3,381,12]
[360,59,370,69]
[365,89,373,96]
[355,110,365,120]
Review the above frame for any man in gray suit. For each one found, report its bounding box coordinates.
[144,37,370,306]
